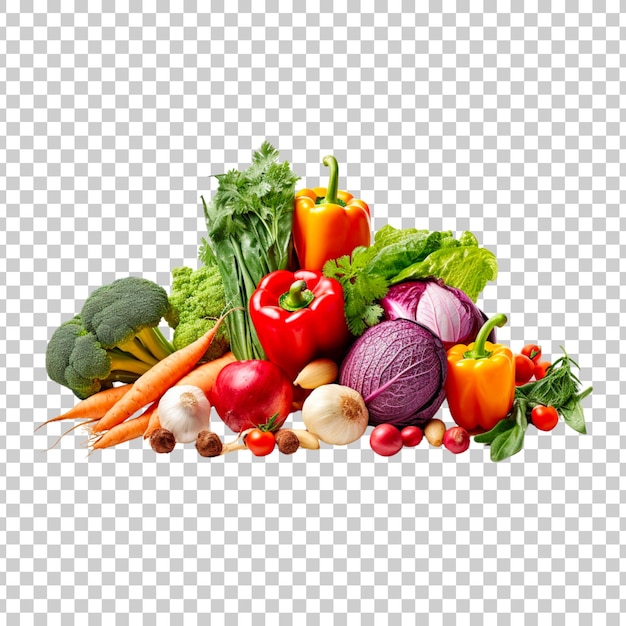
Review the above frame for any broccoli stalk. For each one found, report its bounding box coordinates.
[46,277,176,399]
[80,276,174,362]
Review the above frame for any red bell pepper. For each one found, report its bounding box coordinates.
[249,269,351,380]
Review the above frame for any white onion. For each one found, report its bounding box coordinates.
[301,384,368,445]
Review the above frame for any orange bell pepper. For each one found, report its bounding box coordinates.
[293,155,371,271]
[445,313,515,435]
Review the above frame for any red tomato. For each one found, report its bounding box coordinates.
[514,353,536,385]
[400,426,424,447]
[534,361,552,380]
[521,344,542,363]
[530,405,559,431]
[245,429,276,456]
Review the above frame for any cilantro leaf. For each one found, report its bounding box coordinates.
[201,142,299,360]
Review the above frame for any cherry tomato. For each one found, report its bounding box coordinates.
[534,361,552,380]
[400,426,423,447]
[245,429,276,456]
[530,405,559,431]
[521,344,542,363]
[514,353,536,386]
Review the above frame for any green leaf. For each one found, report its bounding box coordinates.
[559,386,592,434]
[488,398,528,462]
[201,143,299,360]
[474,416,516,445]
[390,245,498,302]
[323,255,389,336]
[365,229,448,280]
[458,231,479,247]
[361,303,384,328]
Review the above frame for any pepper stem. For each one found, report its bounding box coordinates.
[464,313,508,360]
[279,280,315,312]
[319,155,339,205]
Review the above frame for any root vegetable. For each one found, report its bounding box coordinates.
[301,384,368,445]
[370,423,403,456]
[210,359,293,434]
[293,358,339,389]
[400,425,424,447]
[89,412,151,451]
[142,404,162,440]
[91,311,234,434]
[424,419,446,447]
[442,426,470,454]
[36,384,133,431]
[158,385,211,443]
[174,351,237,396]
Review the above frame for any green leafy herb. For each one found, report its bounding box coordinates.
[322,254,387,335]
[474,414,516,445]
[559,386,592,434]
[475,347,592,461]
[488,397,529,462]
[201,142,299,360]
[518,351,582,409]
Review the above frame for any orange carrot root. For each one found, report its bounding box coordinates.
[40,419,100,452]
[35,384,133,432]
[89,412,151,451]
[92,311,237,435]
[142,406,162,440]
[174,351,236,394]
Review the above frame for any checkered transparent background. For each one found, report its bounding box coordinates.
[1,2,623,624]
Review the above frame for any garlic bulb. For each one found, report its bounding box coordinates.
[158,385,211,444]
[293,358,339,389]
[301,384,368,445]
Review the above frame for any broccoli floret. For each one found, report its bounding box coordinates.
[46,276,177,399]
[165,265,230,361]
[46,315,153,399]
[81,276,174,363]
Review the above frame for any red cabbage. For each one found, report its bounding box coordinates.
[380,278,494,351]
[339,319,447,429]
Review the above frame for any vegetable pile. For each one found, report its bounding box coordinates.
[40,143,592,462]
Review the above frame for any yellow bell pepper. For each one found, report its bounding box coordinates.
[293,155,371,271]
[446,313,515,434]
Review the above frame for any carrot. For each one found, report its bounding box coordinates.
[141,352,236,439]
[91,311,236,434]
[142,403,162,440]
[175,351,236,394]
[41,418,100,452]
[89,412,152,451]
[35,384,133,432]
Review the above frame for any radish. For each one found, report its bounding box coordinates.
[442,426,470,454]
[370,423,403,457]
[210,360,293,433]
[400,425,424,447]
